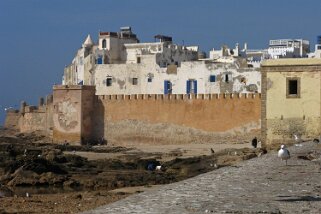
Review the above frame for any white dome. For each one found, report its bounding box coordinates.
[82,34,94,48]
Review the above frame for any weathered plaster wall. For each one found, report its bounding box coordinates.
[265,71,321,144]
[45,101,54,136]
[4,110,20,129]
[95,61,260,95]
[124,42,198,66]
[6,97,54,134]
[262,59,321,146]
[20,110,46,133]
[63,43,97,85]
[52,85,95,144]
[53,86,82,143]
[83,54,95,85]
[81,87,95,141]
[94,93,261,142]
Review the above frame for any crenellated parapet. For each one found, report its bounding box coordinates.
[96,93,261,101]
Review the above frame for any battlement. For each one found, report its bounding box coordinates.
[53,85,95,91]
[97,93,261,101]
[18,94,53,114]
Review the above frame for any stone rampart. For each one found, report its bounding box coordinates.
[4,95,54,136]
[93,93,261,144]
[4,110,20,129]
[5,86,261,145]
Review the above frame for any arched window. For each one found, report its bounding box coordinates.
[102,39,106,49]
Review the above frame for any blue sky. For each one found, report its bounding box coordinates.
[0,0,321,125]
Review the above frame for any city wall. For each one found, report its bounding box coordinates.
[5,86,261,145]
[4,110,20,129]
[4,96,54,135]
[93,93,261,145]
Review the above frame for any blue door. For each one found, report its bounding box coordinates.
[186,80,197,94]
[164,80,172,94]
[186,80,191,94]
[97,57,103,64]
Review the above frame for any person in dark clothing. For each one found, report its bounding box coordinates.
[251,137,258,148]
[147,163,155,171]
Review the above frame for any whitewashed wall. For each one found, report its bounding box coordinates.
[95,59,261,95]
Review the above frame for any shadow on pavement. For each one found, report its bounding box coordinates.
[276,196,321,202]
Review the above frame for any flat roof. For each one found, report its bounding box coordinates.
[262,58,321,67]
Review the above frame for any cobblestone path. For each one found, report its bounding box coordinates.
[84,143,321,213]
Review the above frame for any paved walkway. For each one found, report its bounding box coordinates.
[83,143,321,214]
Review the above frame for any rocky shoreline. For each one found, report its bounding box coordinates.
[0,128,265,213]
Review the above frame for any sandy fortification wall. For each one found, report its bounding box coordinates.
[93,94,261,145]
[5,86,261,145]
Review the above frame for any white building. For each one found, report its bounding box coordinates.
[268,39,310,59]
[63,27,261,95]
[308,36,321,59]
[63,34,96,85]
[94,59,260,95]
[209,43,241,59]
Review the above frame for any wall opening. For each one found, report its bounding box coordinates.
[106,78,112,86]
[132,78,138,85]
[209,75,216,82]
[286,77,300,98]
[289,80,297,94]
[225,74,229,82]
[102,39,106,49]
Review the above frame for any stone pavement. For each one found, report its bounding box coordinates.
[83,143,321,214]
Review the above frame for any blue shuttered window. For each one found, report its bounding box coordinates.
[186,80,191,94]
[164,80,172,94]
[186,80,197,94]
[164,81,168,94]
[210,75,216,82]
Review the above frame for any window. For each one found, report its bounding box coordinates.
[132,78,138,85]
[137,57,141,64]
[147,77,152,83]
[286,77,300,98]
[289,80,297,94]
[209,75,216,82]
[164,80,172,94]
[102,39,106,49]
[186,79,197,94]
[224,74,232,83]
[106,77,112,86]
